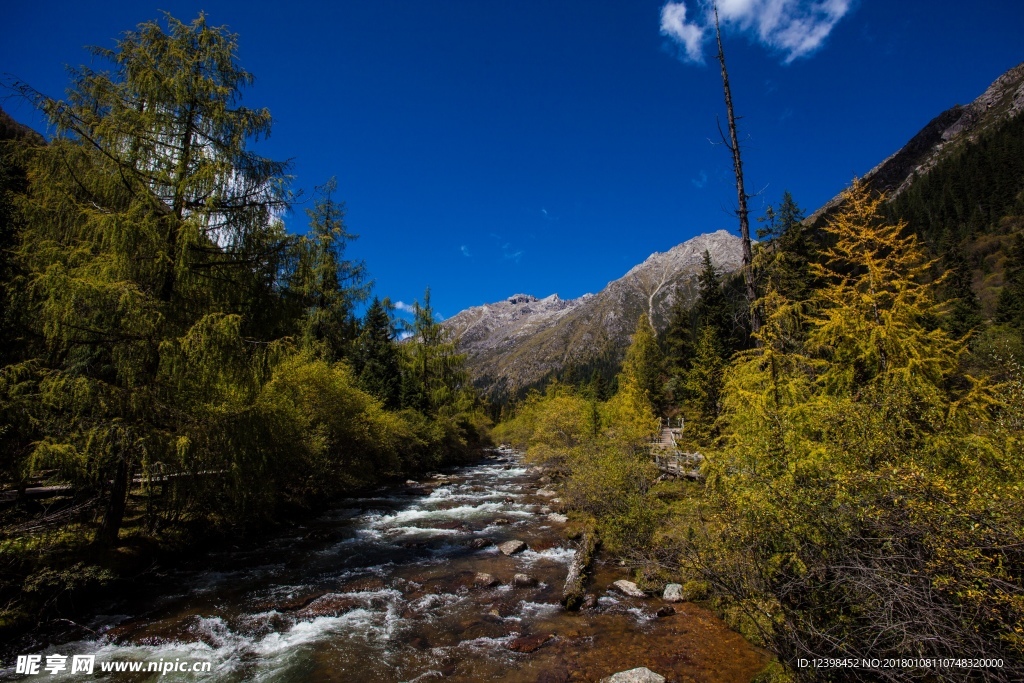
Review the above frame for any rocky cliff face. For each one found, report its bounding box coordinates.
[444,230,743,399]
[809,62,1024,223]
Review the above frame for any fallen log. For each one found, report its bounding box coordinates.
[561,528,599,610]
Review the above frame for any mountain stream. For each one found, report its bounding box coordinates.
[8,451,767,682]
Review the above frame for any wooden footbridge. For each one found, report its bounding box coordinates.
[650,418,704,479]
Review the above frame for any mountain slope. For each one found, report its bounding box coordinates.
[444,230,743,400]
[810,62,1024,225]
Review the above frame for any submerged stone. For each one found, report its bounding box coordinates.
[507,632,554,653]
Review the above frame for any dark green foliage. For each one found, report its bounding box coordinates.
[353,297,402,408]
[621,315,664,411]
[289,178,367,361]
[756,191,817,302]
[660,295,695,379]
[694,250,731,343]
[682,324,725,435]
[401,289,474,418]
[997,233,1024,332]
[887,112,1024,247]
[941,243,984,338]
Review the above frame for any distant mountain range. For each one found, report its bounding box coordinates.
[443,230,742,400]
[445,61,1024,401]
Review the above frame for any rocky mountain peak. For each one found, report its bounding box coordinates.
[444,230,743,400]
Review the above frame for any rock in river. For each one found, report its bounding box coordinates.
[512,573,538,587]
[663,583,683,603]
[600,667,666,683]
[547,512,568,523]
[536,488,557,498]
[612,580,646,598]
[468,537,492,549]
[507,632,554,653]
[499,540,528,555]
[474,572,500,588]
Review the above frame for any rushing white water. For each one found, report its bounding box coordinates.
[5,453,612,682]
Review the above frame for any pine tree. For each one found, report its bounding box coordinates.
[620,314,664,411]
[756,191,813,302]
[291,178,367,361]
[694,250,732,348]
[942,243,982,339]
[402,289,472,417]
[14,13,293,545]
[683,323,725,435]
[711,5,758,334]
[996,233,1024,333]
[353,297,401,409]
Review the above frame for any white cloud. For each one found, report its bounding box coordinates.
[394,300,417,314]
[661,0,851,64]
[660,2,706,63]
[460,245,471,257]
[691,169,708,188]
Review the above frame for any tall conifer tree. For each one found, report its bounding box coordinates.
[14,14,292,544]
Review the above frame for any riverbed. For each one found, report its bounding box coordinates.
[5,451,767,682]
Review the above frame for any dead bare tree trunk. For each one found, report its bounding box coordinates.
[714,6,761,336]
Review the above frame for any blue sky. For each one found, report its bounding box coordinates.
[3,1,1023,321]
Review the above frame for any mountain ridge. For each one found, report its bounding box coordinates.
[444,230,743,399]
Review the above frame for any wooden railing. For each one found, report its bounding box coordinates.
[653,452,704,479]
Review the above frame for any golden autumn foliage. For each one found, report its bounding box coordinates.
[658,182,1024,678]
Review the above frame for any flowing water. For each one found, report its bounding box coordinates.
[6,451,767,682]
